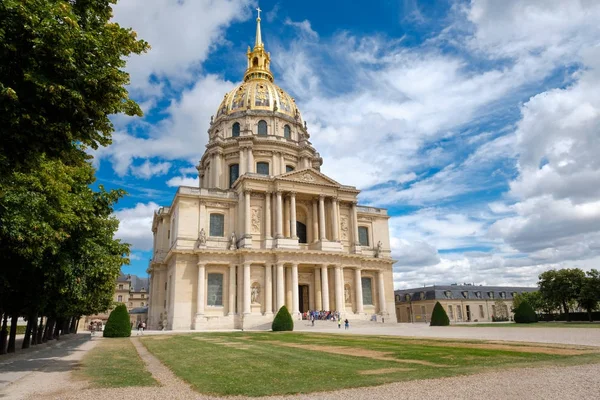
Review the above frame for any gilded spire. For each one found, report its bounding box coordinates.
[254,7,263,48]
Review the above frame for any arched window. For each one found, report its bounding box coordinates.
[209,213,225,237]
[229,164,239,188]
[252,57,259,67]
[256,162,269,175]
[358,226,369,246]
[297,221,307,244]
[117,295,123,302]
[257,120,267,136]
[232,122,240,137]
[284,125,291,139]
[207,273,223,306]
[286,165,295,173]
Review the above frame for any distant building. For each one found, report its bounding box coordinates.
[394,285,537,323]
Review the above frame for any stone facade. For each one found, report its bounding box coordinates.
[147,14,397,331]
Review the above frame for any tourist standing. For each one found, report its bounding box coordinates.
[337,318,341,329]
[344,319,349,330]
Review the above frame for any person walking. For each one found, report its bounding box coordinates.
[338,318,341,329]
[344,319,349,330]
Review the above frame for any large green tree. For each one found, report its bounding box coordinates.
[538,269,586,322]
[579,269,600,322]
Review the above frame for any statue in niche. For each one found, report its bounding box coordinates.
[344,285,351,303]
[251,283,260,304]
[375,241,383,258]
[229,231,238,250]
[197,228,207,247]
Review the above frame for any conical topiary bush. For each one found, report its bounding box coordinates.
[514,300,538,324]
[103,303,132,337]
[272,305,293,331]
[430,301,450,326]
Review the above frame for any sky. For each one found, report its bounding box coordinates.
[99,0,600,289]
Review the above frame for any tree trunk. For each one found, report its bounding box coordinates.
[7,313,18,353]
[53,319,61,340]
[0,313,8,355]
[36,316,45,344]
[70,316,77,333]
[588,309,593,323]
[31,313,39,346]
[562,302,570,322]
[21,316,33,349]
[75,318,80,334]
[43,317,54,342]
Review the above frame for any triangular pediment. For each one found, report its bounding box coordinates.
[278,168,341,187]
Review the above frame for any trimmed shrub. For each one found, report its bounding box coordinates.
[272,305,293,331]
[514,300,538,324]
[103,304,131,337]
[430,301,450,326]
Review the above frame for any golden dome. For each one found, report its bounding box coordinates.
[214,9,303,123]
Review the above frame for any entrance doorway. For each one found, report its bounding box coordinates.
[466,305,471,321]
[298,285,309,313]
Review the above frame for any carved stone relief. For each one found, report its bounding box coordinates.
[251,207,262,233]
[301,173,315,182]
[340,215,349,240]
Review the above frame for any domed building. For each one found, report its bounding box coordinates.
[147,12,397,330]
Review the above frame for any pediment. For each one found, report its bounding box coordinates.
[277,168,341,187]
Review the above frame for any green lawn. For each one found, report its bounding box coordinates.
[76,338,157,387]
[455,322,600,328]
[140,332,600,397]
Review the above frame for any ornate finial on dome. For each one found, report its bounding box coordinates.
[244,6,273,82]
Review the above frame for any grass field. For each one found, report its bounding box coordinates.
[140,332,600,396]
[77,338,157,388]
[456,322,600,328]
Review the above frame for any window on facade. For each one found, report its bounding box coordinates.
[421,305,426,316]
[141,294,145,299]
[207,273,223,306]
[209,213,225,237]
[118,284,123,290]
[395,295,401,302]
[256,162,269,175]
[448,305,454,319]
[361,277,373,305]
[475,291,482,299]
[492,304,497,316]
[297,221,307,244]
[420,291,425,300]
[479,305,485,318]
[286,165,294,173]
[444,290,452,299]
[229,163,239,188]
[511,292,517,298]
[488,291,495,299]
[118,295,123,302]
[284,125,291,139]
[257,120,267,136]
[500,292,506,299]
[232,122,240,137]
[358,226,369,246]
[456,306,463,321]
[462,291,468,299]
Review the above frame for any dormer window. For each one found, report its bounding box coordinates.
[500,292,506,299]
[420,291,425,300]
[462,291,468,299]
[444,290,452,299]
[488,292,495,299]
[475,291,482,299]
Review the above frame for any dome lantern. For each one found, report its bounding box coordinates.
[243,7,273,83]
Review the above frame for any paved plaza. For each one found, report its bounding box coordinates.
[1,324,599,399]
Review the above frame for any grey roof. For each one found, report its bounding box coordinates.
[394,285,537,303]
[129,306,148,314]
[117,273,149,292]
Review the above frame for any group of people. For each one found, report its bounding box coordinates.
[303,310,350,329]
[135,321,146,335]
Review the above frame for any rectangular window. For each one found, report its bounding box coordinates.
[207,273,223,306]
[448,305,454,319]
[421,305,426,317]
[361,277,373,305]
[286,165,294,173]
[209,213,225,237]
[456,306,463,321]
[229,164,239,188]
[256,162,269,175]
[358,226,369,246]
[117,295,122,302]
[492,304,496,316]
[118,284,123,290]
[479,304,485,318]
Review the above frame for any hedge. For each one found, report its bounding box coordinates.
[514,300,538,324]
[103,304,131,337]
[272,305,293,331]
[430,301,450,326]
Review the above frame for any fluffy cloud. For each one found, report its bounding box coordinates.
[114,202,160,251]
[166,175,200,187]
[130,160,171,179]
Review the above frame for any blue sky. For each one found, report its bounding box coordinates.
[99,0,600,288]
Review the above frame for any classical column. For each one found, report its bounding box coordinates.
[315,267,322,310]
[378,270,387,313]
[318,195,326,241]
[331,197,339,241]
[335,265,344,312]
[284,195,291,238]
[238,191,244,236]
[312,199,318,243]
[247,147,254,173]
[291,263,299,315]
[237,265,243,314]
[212,153,219,188]
[240,147,247,175]
[290,192,297,239]
[228,265,236,315]
[215,151,222,189]
[285,267,292,309]
[355,268,364,314]
[276,262,285,310]
[321,265,330,310]
[265,192,272,239]
[351,202,360,247]
[265,264,273,314]
[196,263,205,315]
[279,152,285,175]
[243,262,251,314]
[244,190,251,236]
[275,191,283,238]
[272,152,278,176]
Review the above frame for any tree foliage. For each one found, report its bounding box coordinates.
[579,269,600,322]
[430,302,450,326]
[103,304,131,337]
[514,300,538,324]
[538,269,585,322]
[272,306,294,332]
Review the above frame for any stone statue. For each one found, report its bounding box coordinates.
[197,228,207,246]
[304,120,307,129]
[210,115,214,125]
[273,101,278,112]
[251,284,260,304]
[344,286,351,303]
[375,241,383,258]
[229,231,238,250]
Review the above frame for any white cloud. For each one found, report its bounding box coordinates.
[284,18,318,39]
[166,175,200,187]
[114,202,159,251]
[130,160,171,179]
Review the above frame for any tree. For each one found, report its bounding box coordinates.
[579,269,600,322]
[430,302,450,326]
[512,291,541,311]
[538,269,585,322]
[493,300,509,321]
[0,0,149,175]
[272,306,293,331]
[514,300,538,324]
[103,304,131,337]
